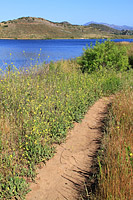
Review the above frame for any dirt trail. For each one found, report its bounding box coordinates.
[26,97,112,200]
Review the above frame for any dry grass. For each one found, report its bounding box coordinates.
[116,42,133,56]
[94,89,133,200]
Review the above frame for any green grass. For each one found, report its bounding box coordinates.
[0,41,132,199]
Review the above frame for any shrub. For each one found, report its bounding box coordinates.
[78,41,129,73]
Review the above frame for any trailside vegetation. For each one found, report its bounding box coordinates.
[78,41,129,73]
[0,41,132,199]
[89,89,132,200]
[79,42,133,200]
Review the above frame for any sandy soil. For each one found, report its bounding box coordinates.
[26,97,112,200]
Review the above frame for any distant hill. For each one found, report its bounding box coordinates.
[0,17,132,39]
[88,23,120,34]
[84,21,133,30]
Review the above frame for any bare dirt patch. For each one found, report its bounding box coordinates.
[26,97,112,200]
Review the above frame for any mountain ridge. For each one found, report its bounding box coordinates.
[0,17,132,39]
[84,21,133,30]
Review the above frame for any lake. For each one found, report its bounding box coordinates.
[0,38,133,70]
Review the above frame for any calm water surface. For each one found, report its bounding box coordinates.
[0,39,133,70]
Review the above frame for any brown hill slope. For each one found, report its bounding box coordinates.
[0,17,121,39]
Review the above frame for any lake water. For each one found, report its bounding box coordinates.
[0,38,133,70]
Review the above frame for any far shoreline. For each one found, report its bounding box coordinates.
[0,36,133,40]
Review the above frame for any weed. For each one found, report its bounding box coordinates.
[0,43,132,199]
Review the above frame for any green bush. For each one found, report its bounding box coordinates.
[78,41,129,73]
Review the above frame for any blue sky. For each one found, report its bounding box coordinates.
[0,0,133,26]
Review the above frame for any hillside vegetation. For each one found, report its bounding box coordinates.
[0,17,131,39]
[0,41,132,199]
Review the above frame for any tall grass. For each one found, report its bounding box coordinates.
[0,60,127,199]
[92,89,133,200]
[0,41,132,199]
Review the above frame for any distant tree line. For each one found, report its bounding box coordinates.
[120,30,133,35]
